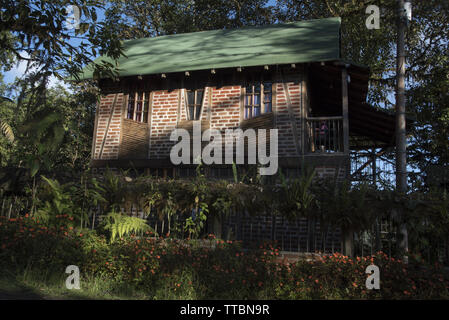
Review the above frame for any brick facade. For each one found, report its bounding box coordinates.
[149,90,180,159]
[93,93,124,160]
[92,70,348,183]
[93,82,305,162]
[210,86,241,132]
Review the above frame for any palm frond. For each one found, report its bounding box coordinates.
[0,120,14,143]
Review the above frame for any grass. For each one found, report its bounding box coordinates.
[0,268,150,300]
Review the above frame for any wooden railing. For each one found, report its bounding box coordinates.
[306,116,344,153]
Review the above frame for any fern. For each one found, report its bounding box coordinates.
[102,211,153,243]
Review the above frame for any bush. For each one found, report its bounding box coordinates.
[1,216,448,299]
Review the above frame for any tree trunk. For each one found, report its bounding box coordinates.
[396,0,409,263]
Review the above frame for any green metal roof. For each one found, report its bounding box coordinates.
[80,17,341,79]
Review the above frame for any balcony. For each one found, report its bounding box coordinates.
[305,116,344,154]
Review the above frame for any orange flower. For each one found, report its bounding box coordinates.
[352,282,358,288]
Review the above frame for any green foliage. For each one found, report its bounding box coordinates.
[17,108,65,177]
[100,168,127,213]
[103,0,274,40]
[278,166,316,220]
[34,176,77,227]
[101,211,152,243]
[1,0,123,81]
[184,196,208,239]
[331,182,373,232]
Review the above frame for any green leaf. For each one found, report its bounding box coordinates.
[30,159,40,177]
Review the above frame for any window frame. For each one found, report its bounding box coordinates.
[185,88,205,121]
[244,82,273,120]
[126,91,149,123]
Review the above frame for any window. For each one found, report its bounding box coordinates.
[244,82,272,119]
[126,91,149,123]
[186,89,204,120]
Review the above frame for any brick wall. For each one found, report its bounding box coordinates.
[149,90,180,159]
[93,93,124,160]
[210,86,241,131]
[92,78,310,163]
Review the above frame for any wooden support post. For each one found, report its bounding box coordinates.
[147,91,154,159]
[341,67,353,257]
[342,227,354,257]
[281,71,301,156]
[342,68,349,154]
[91,100,100,159]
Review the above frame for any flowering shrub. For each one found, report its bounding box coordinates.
[1,216,448,299]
